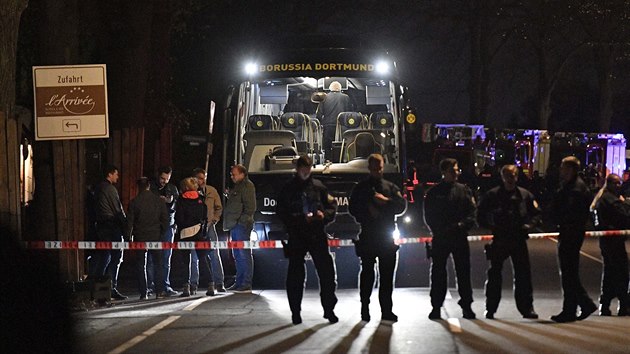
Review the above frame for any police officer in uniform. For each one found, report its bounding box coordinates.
[477,165,540,319]
[550,156,597,322]
[423,158,477,320]
[349,153,406,322]
[590,173,630,316]
[277,155,339,325]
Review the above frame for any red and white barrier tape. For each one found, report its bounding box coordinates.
[23,229,630,250]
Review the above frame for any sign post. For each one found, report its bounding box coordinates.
[33,64,109,140]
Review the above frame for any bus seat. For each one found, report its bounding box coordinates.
[335,112,364,141]
[346,132,383,161]
[247,114,275,131]
[369,111,394,130]
[280,112,309,153]
[242,130,296,171]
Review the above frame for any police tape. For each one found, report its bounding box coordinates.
[23,229,630,250]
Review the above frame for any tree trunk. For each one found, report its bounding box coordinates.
[468,7,483,124]
[594,43,614,132]
[0,0,28,235]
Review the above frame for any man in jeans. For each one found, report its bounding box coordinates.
[223,164,256,293]
[190,167,226,294]
[148,166,179,296]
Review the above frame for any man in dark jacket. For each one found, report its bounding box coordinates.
[424,158,477,320]
[550,156,597,322]
[90,165,128,300]
[223,164,257,293]
[349,153,406,322]
[591,173,630,316]
[316,81,351,160]
[148,166,179,297]
[477,165,540,319]
[277,155,339,325]
[127,177,169,299]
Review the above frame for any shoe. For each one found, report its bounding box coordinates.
[164,288,179,297]
[155,292,166,299]
[381,312,398,322]
[232,286,252,294]
[428,307,441,320]
[139,293,148,300]
[180,284,191,297]
[577,302,597,320]
[361,305,371,322]
[462,307,476,319]
[111,289,128,300]
[324,311,339,323]
[147,289,154,297]
[550,312,577,323]
[226,284,237,291]
[216,284,227,293]
[485,311,495,319]
[522,310,538,319]
[190,284,198,295]
[599,305,612,316]
[206,283,216,296]
[618,305,629,316]
[292,313,302,325]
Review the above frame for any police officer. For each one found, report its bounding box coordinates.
[550,156,597,322]
[590,173,630,316]
[349,153,406,322]
[277,155,339,325]
[423,158,477,320]
[477,165,540,319]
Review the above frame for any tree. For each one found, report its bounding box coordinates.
[0,0,29,235]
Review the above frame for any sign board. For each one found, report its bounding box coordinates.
[33,64,109,140]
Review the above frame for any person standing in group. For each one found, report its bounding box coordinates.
[190,167,226,294]
[223,164,256,293]
[316,80,351,160]
[477,165,540,319]
[176,177,215,297]
[550,156,597,322]
[349,153,406,322]
[127,177,169,299]
[90,165,128,300]
[423,158,477,320]
[590,173,630,316]
[148,166,179,297]
[277,155,339,325]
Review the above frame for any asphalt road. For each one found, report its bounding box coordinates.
[72,236,630,353]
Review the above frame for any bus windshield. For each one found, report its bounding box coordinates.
[235,76,401,175]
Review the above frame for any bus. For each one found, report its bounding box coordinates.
[221,47,415,246]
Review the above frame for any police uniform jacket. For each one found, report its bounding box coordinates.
[593,190,630,230]
[277,175,337,241]
[127,190,169,242]
[349,176,406,247]
[551,176,592,229]
[477,185,541,241]
[423,181,477,240]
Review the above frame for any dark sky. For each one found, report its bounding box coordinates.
[168,1,630,137]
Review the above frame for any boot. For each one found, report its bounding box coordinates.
[361,303,371,322]
[180,283,191,297]
[190,284,197,295]
[206,283,216,296]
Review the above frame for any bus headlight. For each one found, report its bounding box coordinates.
[376,61,389,74]
[245,63,258,75]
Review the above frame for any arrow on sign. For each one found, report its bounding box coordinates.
[65,122,79,129]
